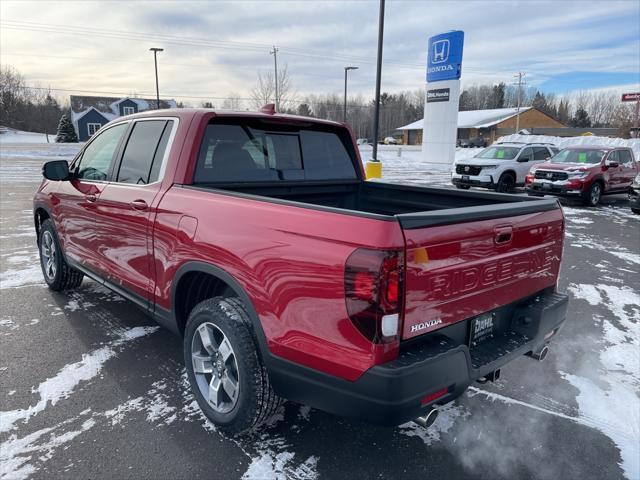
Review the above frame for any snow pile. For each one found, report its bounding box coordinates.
[497,134,640,160]
[0,127,54,144]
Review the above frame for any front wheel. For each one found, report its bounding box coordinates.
[38,219,83,291]
[583,182,602,206]
[184,297,282,436]
[456,184,471,190]
[496,173,516,193]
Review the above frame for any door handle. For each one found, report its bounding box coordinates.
[130,199,148,211]
[494,225,513,244]
[86,194,97,202]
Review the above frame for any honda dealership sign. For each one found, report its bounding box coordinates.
[427,31,464,82]
[423,30,464,166]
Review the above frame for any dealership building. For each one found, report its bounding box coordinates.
[398,106,567,145]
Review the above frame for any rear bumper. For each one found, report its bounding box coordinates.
[267,290,568,426]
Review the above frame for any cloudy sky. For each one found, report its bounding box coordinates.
[1,0,639,106]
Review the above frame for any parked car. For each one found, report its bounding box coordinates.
[628,173,640,214]
[34,108,568,435]
[383,136,398,145]
[525,146,638,206]
[459,137,487,148]
[356,138,371,146]
[452,142,558,192]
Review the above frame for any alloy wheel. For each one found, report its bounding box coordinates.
[191,322,240,414]
[41,231,57,281]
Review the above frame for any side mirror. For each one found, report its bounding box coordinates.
[605,160,619,168]
[42,160,70,181]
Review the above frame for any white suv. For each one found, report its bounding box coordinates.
[452,143,559,192]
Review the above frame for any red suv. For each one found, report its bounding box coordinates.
[526,146,638,206]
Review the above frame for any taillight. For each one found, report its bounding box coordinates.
[344,248,404,344]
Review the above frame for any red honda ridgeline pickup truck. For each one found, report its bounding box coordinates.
[34,108,568,435]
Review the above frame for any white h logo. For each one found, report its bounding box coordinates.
[432,39,450,64]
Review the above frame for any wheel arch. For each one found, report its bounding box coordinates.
[33,203,53,243]
[170,261,270,357]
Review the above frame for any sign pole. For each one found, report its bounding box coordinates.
[621,92,640,138]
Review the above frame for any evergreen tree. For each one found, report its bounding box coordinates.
[297,103,312,117]
[557,100,570,125]
[55,114,78,143]
[490,83,506,109]
[570,107,592,128]
[459,90,473,111]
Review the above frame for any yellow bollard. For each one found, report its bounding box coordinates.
[365,160,382,179]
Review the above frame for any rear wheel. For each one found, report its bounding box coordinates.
[582,182,602,206]
[184,297,282,436]
[496,173,516,193]
[38,219,83,291]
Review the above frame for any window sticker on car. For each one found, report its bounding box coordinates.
[578,153,587,163]
[497,150,505,159]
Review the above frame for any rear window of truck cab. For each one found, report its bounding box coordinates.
[193,121,358,183]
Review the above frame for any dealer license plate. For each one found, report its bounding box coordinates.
[469,313,495,347]
[462,175,470,181]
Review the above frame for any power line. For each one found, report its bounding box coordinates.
[0,19,501,74]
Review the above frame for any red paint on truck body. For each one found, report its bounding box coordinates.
[34,108,566,385]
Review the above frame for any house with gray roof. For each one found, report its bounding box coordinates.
[70,95,177,141]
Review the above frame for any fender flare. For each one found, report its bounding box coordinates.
[33,202,55,243]
[169,261,270,357]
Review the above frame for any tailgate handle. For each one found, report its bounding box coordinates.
[494,226,513,244]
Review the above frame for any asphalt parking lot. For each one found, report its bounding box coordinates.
[1,146,638,480]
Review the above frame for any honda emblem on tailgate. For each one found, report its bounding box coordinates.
[410,318,443,333]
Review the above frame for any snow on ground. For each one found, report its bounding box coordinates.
[358,145,482,185]
[0,128,55,144]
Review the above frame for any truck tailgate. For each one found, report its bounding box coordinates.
[400,207,564,340]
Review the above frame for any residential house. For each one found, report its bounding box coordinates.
[70,95,177,141]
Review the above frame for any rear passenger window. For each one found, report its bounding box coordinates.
[618,150,633,166]
[116,120,173,184]
[533,147,550,160]
[519,147,534,161]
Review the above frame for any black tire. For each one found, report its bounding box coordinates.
[38,219,83,291]
[456,184,471,190]
[184,297,281,436]
[496,173,516,193]
[582,182,602,206]
[631,208,640,215]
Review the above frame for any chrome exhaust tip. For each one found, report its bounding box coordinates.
[529,345,549,361]
[413,408,439,429]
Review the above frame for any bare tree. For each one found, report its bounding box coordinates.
[222,92,243,110]
[251,64,295,111]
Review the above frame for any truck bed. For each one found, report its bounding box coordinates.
[193,181,560,228]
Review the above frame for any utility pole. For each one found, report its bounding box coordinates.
[343,66,358,123]
[149,47,164,110]
[513,71,526,133]
[270,46,279,111]
[371,0,385,162]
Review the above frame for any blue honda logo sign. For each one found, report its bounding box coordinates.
[427,30,464,82]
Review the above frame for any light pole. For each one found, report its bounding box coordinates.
[149,47,164,109]
[270,46,279,110]
[343,66,358,123]
[371,0,385,163]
